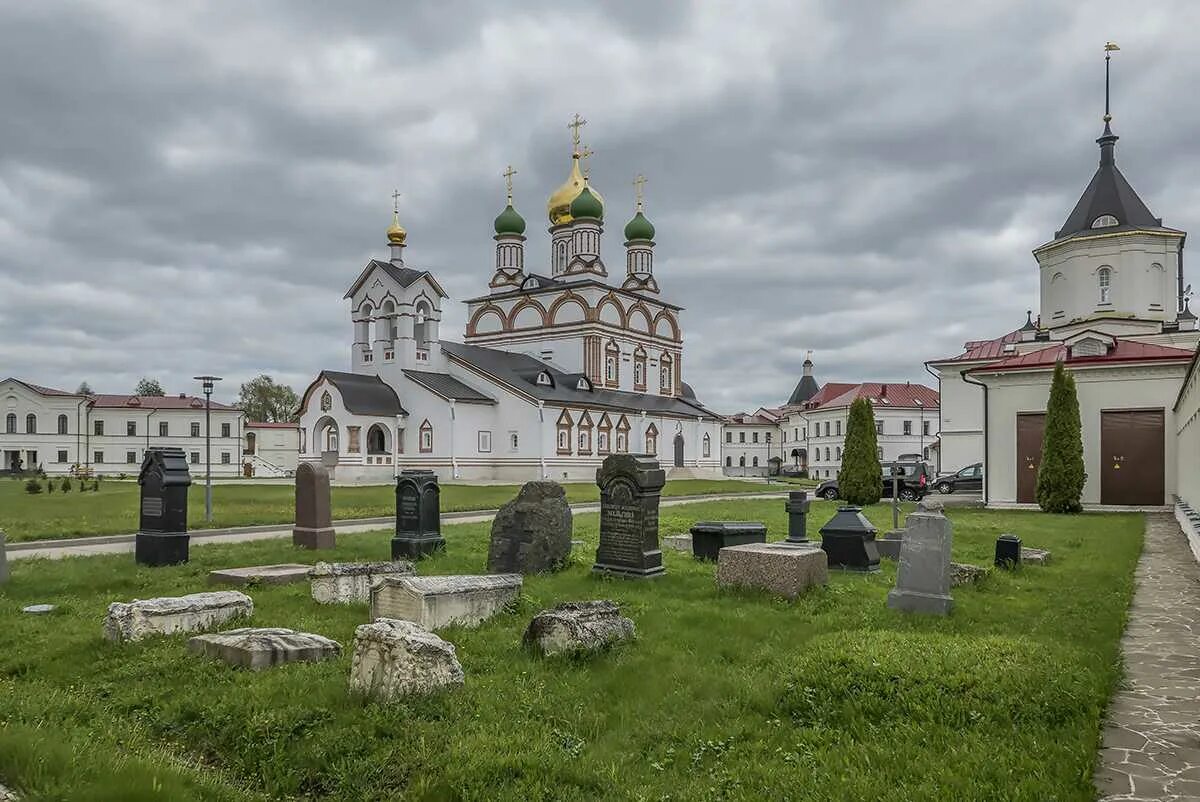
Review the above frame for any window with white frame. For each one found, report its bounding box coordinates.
[57,414,68,435]
[598,431,609,453]
[190,451,200,464]
[508,431,519,452]
[126,451,136,464]
[835,420,841,437]
[221,452,231,464]
[875,420,883,434]
[557,429,569,452]
[94,420,104,436]
[159,421,169,437]
[616,431,628,453]
[903,420,912,435]
[57,450,68,463]
[478,431,492,453]
[923,420,930,436]
[191,422,201,437]
[419,420,433,453]
[126,420,136,437]
[94,450,104,464]
[1098,267,1112,303]
[703,433,711,458]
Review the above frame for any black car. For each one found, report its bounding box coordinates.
[935,463,983,494]
[815,462,931,502]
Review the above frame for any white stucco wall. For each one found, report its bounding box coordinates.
[1174,360,1200,510]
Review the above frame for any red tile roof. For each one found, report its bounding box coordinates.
[930,328,1024,364]
[809,382,939,410]
[802,382,857,408]
[2,378,79,396]
[725,412,780,425]
[971,339,1195,373]
[88,394,238,411]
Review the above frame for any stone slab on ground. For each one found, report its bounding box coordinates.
[370,574,522,630]
[1021,547,1051,565]
[309,561,416,605]
[187,627,341,670]
[0,781,17,801]
[104,591,253,642]
[208,564,311,586]
[22,604,55,615]
[950,562,988,587]
[349,618,464,701]
[716,542,828,599]
[523,600,635,657]
[662,534,692,552]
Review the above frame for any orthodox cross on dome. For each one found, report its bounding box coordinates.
[1104,41,1120,124]
[502,165,517,202]
[580,145,594,179]
[391,188,402,214]
[633,173,647,211]
[568,113,587,152]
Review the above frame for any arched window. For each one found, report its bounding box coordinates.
[414,301,431,345]
[645,423,658,455]
[57,414,68,435]
[419,419,433,453]
[726,456,732,467]
[824,447,830,461]
[367,424,389,454]
[26,414,37,434]
[5,413,15,433]
[752,456,759,467]
[1098,267,1112,304]
[739,455,746,467]
[836,447,842,460]
[633,346,648,390]
[357,304,373,345]
[604,340,620,386]
[659,354,673,394]
[702,433,711,458]
[510,432,519,451]
[556,410,573,455]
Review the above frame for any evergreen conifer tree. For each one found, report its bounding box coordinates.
[838,397,882,505]
[1036,361,1086,513]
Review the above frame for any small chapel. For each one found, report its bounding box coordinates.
[297,118,723,483]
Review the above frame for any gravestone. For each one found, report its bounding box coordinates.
[662,534,693,552]
[349,619,464,701]
[208,564,311,587]
[486,481,573,574]
[690,521,767,561]
[716,542,828,599]
[393,470,444,559]
[785,491,811,543]
[951,562,988,587]
[135,447,192,567]
[592,454,666,579]
[523,600,636,657]
[23,604,55,615]
[876,530,905,560]
[187,627,341,670]
[1021,547,1051,566]
[0,530,8,586]
[995,533,1022,569]
[887,508,954,615]
[309,561,416,604]
[103,591,253,642]
[818,506,880,572]
[292,462,335,549]
[370,574,522,630]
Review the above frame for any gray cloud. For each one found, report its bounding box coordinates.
[2,0,1200,413]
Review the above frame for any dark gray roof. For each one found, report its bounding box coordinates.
[343,259,448,299]
[320,371,407,416]
[1055,126,1176,241]
[786,375,819,406]
[402,370,496,404]
[440,341,720,419]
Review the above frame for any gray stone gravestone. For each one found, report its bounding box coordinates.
[0,530,8,586]
[393,470,444,559]
[292,462,335,549]
[785,491,811,543]
[887,509,954,615]
[487,481,573,574]
[592,454,665,580]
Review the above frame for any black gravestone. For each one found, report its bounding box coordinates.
[392,469,444,559]
[785,490,811,543]
[135,447,192,567]
[818,506,880,572]
[690,521,767,561]
[994,533,1022,569]
[593,454,666,579]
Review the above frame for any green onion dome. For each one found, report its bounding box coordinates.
[493,203,526,236]
[569,185,604,221]
[623,210,655,241]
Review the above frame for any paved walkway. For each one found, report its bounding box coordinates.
[1095,513,1200,801]
[7,491,790,561]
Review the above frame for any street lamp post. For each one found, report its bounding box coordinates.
[194,375,222,523]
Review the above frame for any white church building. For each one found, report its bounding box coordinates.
[298,124,723,483]
[928,82,1199,507]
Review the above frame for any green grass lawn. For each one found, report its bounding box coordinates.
[0,477,779,543]
[0,499,1142,801]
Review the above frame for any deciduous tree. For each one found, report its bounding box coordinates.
[238,375,300,423]
[135,378,166,396]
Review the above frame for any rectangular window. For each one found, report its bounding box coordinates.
[347,426,361,453]
[739,432,745,443]
[94,450,104,464]
[801,427,806,440]
[752,432,759,443]
[190,451,200,465]
[127,421,137,437]
[126,451,136,464]
[94,420,104,436]
[221,452,231,464]
[835,420,841,437]
[57,450,68,463]
[221,423,231,438]
[725,432,732,444]
[478,431,492,453]
[922,420,931,436]
[159,421,169,437]
[903,420,912,436]
[824,422,830,437]
[875,421,884,435]
[191,422,201,438]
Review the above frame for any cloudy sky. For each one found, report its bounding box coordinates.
[3,1,1199,412]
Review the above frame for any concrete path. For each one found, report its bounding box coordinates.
[1094,513,1200,801]
[7,491,790,561]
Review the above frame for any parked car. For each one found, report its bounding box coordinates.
[935,462,983,494]
[814,462,931,502]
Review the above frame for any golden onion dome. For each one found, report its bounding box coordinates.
[547,153,587,226]
[386,210,407,245]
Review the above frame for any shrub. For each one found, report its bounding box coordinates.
[61,477,72,493]
[837,397,882,506]
[91,479,100,493]
[24,478,42,495]
[47,478,55,494]
[1037,361,1086,513]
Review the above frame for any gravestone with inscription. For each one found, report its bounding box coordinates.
[392,470,444,559]
[293,462,335,549]
[135,447,192,567]
[592,454,665,580]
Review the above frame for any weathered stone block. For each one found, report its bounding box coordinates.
[104,591,253,642]
[349,618,464,701]
[1021,547,1051,565]
[370,574,522,630]
[309,561,416,605]
[187,627,341,670]
[690,521,767,561]
[523,600,635,657]
[876,530,905,560]
[208,564,311,587]
[950,562,988,587]
[487,481,573,574]
[662,534,693,552]
[887,511,954,616]
[716,542,829,599]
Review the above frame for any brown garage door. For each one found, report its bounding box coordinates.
[1016,413,1045,504]
[1101,409,1165,506]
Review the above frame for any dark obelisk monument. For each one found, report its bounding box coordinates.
[292,462,335,549]
[592,454,665,580]
[135,447,192,567]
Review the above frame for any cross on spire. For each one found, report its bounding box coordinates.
[580,145,594,178]
[633,173,647,211]
[1104,41,1120,124]
[502,165,517,202]
[568,113,587,151]
[391,189,402,214]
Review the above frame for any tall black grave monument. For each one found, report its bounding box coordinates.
[593,454,665,579]
[392,469,444,558]
[135,447,192,566]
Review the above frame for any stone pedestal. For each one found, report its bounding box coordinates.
[689,521,767,561]
[349,619,465,701]
[293,462,335,550]
[818,506,880,572]
[187,627,341,670]
[393,470,444,559]
[785,491,811,543]
[523,600,636,657]
[592,454,666,580]
[135,447,192,567]
[309,561,415,604]
[995,533,1021,569]
[104,591,253,642]
[716,542,829,599]
[487,481,573,574]
[370,574,522,630]
[887,510,954,616]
